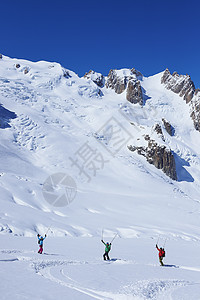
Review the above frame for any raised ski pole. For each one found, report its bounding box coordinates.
[45,224,52,236]
[163,237,167,248]
[102,229,104,241]
[156,235,160,245]
[110,233,118,244]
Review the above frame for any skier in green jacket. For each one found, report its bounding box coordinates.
[101,240,111,260]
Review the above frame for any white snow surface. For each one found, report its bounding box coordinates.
[0,55,200,299]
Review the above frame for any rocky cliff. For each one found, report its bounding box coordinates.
[161,68,195,103]
[106,68,143,105]
[128,135,177,180]
[84,70,105,88]
[161,68,200,132]
[190,89,200,131]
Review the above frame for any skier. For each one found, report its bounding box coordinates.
[156,244,165,266]
[37,234,46,254]
[101,240,111,260]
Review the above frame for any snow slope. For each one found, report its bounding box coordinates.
[0,55,200,299]
[1,237,200,299]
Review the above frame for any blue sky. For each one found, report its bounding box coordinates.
[1,0,200,86]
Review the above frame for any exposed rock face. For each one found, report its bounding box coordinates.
[161,68,195,103]
[16,64,20,69]
[161,68,200,133]
[0,54,2,59]
[154,123,165,141]
[190,90,200,131]
[106,69,127,93]
[106,68,143,105]
[131,68,143,80]
[126,80,143,105]
[63,69,71,79]
[84,70,104,88]
[154,123,163,135]
[24,68,29,74]
[128,138,177,180]
[162,119,174,136]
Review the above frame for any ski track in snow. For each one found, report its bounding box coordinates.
[36,261,192,300]
[26,255,200,299]
[1,248,200,299]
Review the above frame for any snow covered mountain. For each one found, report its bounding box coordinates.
[0,53,199,237]
[0,54,200,299]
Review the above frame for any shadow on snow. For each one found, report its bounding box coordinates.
[163,264,179,268]
[174,153,194,182]
[0,104,17,129]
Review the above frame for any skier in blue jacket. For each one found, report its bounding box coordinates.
[37,234,46,254]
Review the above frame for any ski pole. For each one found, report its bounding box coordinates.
[102,229,104,240]
[110,233,118,244]
[163,237,167,248]
[156,234,160,245]
[45,224,52,236]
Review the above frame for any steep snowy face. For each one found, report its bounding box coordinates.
[0,54,200,238]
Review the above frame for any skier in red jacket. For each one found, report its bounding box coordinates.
[156,244,165,266]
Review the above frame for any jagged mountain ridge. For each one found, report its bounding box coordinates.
[83,66,199,180]
[161,68,200,131]
[0,54,200,237]
[0,53,199,181]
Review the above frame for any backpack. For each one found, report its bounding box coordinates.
[38,237,43,245]
[162,250,165,257]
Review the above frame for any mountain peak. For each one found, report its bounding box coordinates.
[161,68,195,103]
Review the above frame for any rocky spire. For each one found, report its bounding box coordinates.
[161,68,195,103]
[106,68,144,105]
[161,68,200,132]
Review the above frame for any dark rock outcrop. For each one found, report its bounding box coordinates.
[84,70,104,88]
[131,68,143,80]
[63,69,71,79]
[190,90,200,131]
[106,69,127,93]
[154,124,163,136]
[106,68,143,105]
[162,119,174,136]
[0,54,2,59]
[24,68,29,74]
[161,68,200,133]
[154,124,165,141]
[126,80,143,105]
[16,64,20,69]
[161,68,195,103]
[128,137,177,180]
